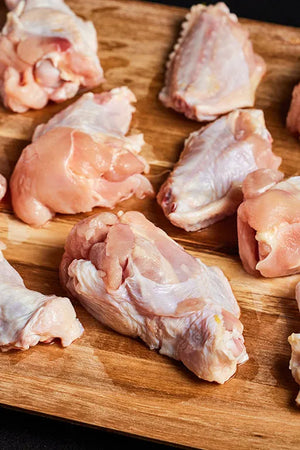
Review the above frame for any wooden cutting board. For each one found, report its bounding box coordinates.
[0,1,300,448]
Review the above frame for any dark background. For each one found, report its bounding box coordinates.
[148,0,300,27]
[1,1,299,449]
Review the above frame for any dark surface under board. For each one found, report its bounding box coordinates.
[1,1,299,449]
[147,0,300,27]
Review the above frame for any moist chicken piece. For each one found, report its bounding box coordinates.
[289,332,300,406]
[157,109,281,231]
[5,0,20,9]
[237,169,300,277]
[0,174,7,200]
[10,87,153,227]
[287,82,300,136]
[0,244,83,351]
[159,2,266,121]
[60,211,248,384]
[288,283,300,405]
[0,0,104,112]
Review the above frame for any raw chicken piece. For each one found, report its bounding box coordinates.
[296,282,300,311]
[288,283,300,405]
[157,109,281,231]
[237,169,300,277]
[5,0,19,9]
[0,244,83,351]
[159,3,266,121]
[10,87,153,227]
[0,0,104,112]
[289,332,300,406]
[0,174,7,200]
[287,82,300,136]
[60,211,248,384]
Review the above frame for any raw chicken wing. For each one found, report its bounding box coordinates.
[0,244,83,351]
[0,0,104,112]
[237,169,300,277]
[288,283,300,405]
[60,211,248,384]
[287,82,300,136]
[159,3,266,121]
[0,174,7,200]
[157,109,281,231]
[10,87,153,226]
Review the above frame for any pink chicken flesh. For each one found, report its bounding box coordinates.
[0,244,83,351]
[237,169,300,277]
[0,0,104,112]
[288,283,300,405]
[60,211,248,384]
[159,2,266,121]
[0,174,7,200]
[157,109,281,231]
[287,82,300,136]
[10,87,153,227]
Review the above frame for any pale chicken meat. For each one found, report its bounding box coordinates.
[159,3,266,121]
[237,169,300,277]
[0,0,104,112]
[157,109,281,231]
[287,82,300,136]
[0,174,7,200]
[60,211,248,384]
[0,244,83,351]
[10,87,153,227]
[288,283,300,406]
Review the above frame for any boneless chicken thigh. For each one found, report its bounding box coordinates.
[288,283,300,405]
[10,87,153,226]
[60,211,248,383]
[0,0,104,112]
[0,245,83,351]
[157,109,281,231]
[159,3,265,121]
[238,169,300,277]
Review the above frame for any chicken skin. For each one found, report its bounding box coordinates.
[60,211,248,384]
[159,3,266,121]
[0,174,7,200]
[288,283,300,405]
[10,87,153,227]
[157,109,281,231]
[237,169,300,277]
[0,0,104,112]
[287,82,300,136]
[0,244,83,351]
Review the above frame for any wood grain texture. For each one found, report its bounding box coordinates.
[0,1,300,448]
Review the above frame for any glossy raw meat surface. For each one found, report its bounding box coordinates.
[289,332,300,406]
[0,174,7,200]
[0,0,104,112]
[159,2,266,121]
[10,87,153,226]
[237,169,300,277]
[288,283,300,406]
[287,82,300,136]
[0,245,83,351]
[60,211,248,384]
[157,109,281,231]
